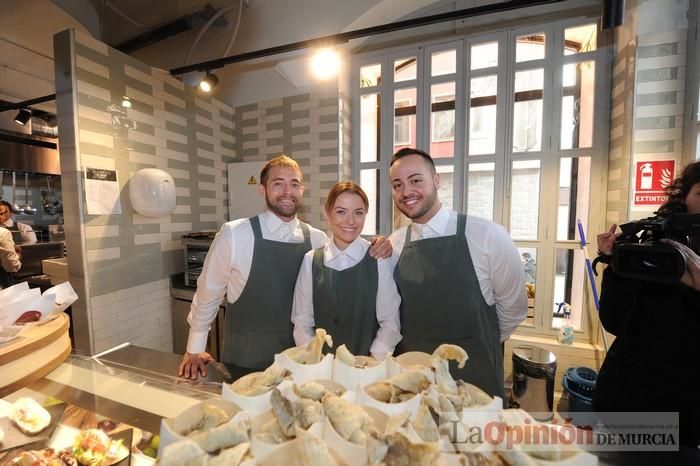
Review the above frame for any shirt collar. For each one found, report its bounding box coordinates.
[2,219,13,228]
[260,210,299,235]
[326,236,366,262]
[412,205,449,236]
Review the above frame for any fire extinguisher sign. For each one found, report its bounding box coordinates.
[633,160,675,206]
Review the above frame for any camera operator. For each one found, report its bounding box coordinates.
[593,161,700,447]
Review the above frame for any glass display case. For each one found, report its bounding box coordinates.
[0,346,225,463]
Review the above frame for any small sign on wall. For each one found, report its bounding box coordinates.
[632,160,675,207]
[85,167,122,215]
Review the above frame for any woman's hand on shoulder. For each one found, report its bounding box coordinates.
[368,235,393,259]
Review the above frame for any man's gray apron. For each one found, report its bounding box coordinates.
[311,247,378,355]
[394,213,504,399]
[222,216,311,369]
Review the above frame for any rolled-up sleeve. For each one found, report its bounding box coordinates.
[488,226,528,341]
[291,251,315,346]
[186,227,234,354]
[370,258,402,359]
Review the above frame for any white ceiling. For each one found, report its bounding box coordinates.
[0,0,599,110]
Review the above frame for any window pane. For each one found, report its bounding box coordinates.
[510,160,540,240]
[557,157,591,241]
[552,248,586,331]
[561,61,595,149]
[467,162,494,220]
[430,82,455,158]
[360,93,379,162]
[564,24,597,55]
[513,69,543,152]
[516,33,545,62]
[519,247,538,325]
[360,169,379,235]
[360,63,381,87]
[431,49,456,76]
[469,75,497,155]
[394,88,416,152]
[471,41,498,69]
[437,165,454,210]
[394,57,416,82]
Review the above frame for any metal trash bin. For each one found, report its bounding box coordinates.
[510,345,557,421]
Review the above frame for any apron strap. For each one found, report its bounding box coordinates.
[300,221,311,249]
[405,224,413,243]
[457,213,467,237]
[249,215,262,239]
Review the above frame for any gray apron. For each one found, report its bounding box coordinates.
[222,215,311,369]
[394,213,504,399]
[311,247,378,356]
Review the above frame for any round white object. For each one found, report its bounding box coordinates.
[129,168,176,217]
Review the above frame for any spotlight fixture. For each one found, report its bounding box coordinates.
[13,108,31,126]
[310,48,340,81]
[198,73,219,93]
[121,96,132,108]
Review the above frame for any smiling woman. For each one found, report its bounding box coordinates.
[292,181,402,360]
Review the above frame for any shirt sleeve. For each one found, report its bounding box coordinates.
[0,230,21,273]
[486,224,528,342]
[291,251,315,347]
[18,223,37,245]
[370,258,402,359]
[186,226,235,354]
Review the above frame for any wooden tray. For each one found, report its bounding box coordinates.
[0,314,71,398]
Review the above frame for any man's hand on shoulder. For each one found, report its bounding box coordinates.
[368,235,393,259]
[178,351,214,380]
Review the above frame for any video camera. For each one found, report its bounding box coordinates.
[612,202,700,283]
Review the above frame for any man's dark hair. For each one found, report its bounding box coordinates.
[390,147,436,173]
[0,200,12,211]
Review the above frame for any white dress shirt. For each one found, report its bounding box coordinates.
[0,228,21,274]
[186,211,328,354]
[389,206,527,342]
[292,236,402,359]
[3,219,37,245]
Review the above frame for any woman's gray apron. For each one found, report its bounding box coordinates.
[394,213,504,399]
[222,216,311,369]
[311,247,378,355]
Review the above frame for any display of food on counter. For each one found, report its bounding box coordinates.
[8,447,77,466]
[71,429,127,466]
[283,329,333,365]
[12,311,42,326]
[10,397,51,435]
[229,364,290,397]
[335,345,379,369]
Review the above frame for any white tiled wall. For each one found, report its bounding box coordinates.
[90,279,172,353]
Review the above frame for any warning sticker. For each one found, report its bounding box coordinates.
[633,160,675,206]
[248,176,257,185]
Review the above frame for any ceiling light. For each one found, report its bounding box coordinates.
[198,73,219,93]
[122,96,132,108]
[13,109,31,126]
[310,48,340,81]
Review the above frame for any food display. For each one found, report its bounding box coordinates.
[12,311,42,325]
[229,364,290,397]
[72,429,127,466]
[10,397,51,435]
[335,345,379,369]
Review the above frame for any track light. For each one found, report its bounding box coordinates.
[198,73,219,93]
[310,48,341,80]
[13,108,31,126]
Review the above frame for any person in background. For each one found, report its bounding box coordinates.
[0,200,37,245]
[594,160,700,447]
[292,181,402,360]
[388,148,527,399]
[521,252,537,284]
[0,227,21,289]
[179,155,392,379]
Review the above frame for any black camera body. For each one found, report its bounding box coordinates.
[612,207,700,284]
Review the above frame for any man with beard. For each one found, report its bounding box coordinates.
[388,148,526,398]
[180,155,391,379]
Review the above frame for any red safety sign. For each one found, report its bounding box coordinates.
[633,160,675,206]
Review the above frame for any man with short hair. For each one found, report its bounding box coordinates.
[180,155,391,379]
[388,148,527,398]
[0,200,37,245]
